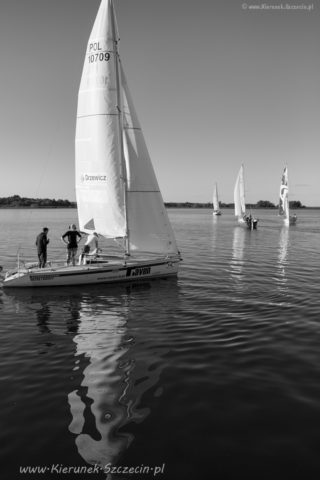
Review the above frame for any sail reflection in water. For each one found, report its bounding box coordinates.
[67,280,176,470]
[230,227,245,287]
[277,227,289,294]
[2,278,180,474]
[68,301,131,468]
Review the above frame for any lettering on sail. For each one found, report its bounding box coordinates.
[81,174,107,183]
[88,42,111,63]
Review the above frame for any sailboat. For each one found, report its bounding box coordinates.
[279,166,297,226]
[4,0,181,288]
[233,164,258,230]
[212,183,222,215]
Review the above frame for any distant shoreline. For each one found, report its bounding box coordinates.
[0,195,317,209]
[0,195,76,209]
[0,205,76,209]
[0,205,319,209]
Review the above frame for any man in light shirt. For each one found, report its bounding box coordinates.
[79,232,99,264]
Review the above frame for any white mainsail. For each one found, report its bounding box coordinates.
[279,166,289,226]
[75,0,178,256]
[75,0,126,238]
[234,165,246,220]
[213,183,219,211]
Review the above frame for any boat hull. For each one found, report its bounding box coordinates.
[237,216,258,230]
[3,257,180,288]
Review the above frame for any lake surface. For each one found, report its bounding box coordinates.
[0,208,320,479]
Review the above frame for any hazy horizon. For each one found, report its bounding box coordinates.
[1,0,319,206]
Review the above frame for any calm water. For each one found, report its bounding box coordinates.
[0,208,320,479]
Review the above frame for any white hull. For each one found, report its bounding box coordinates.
[283,216,297,227]
[212,210,221,216]
[237,217,246,225]
[4,256,180,288]
[237,216,258,230]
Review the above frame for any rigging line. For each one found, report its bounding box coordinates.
[77,113,119,118]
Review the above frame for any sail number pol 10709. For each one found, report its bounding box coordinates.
[88,42,110,63]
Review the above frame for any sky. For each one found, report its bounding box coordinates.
[0,0,319,205]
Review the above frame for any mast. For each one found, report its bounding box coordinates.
[110,0,130,255]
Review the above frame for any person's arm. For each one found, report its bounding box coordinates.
[61,232,68,244]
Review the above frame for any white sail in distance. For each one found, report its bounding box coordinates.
[75,0,179,255]
[234,165,246,219]
[213,183,219,211]
[279,166,289,225]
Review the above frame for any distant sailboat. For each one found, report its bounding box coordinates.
[4,0,181,287]
[234,164,258,230]
[279,166,297,226]
[212,183,221,215]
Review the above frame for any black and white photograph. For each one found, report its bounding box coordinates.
[0,0,319,478]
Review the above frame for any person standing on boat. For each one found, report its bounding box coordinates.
[36,227,50,268]
[61,224,82,266]
[79,232,99,264]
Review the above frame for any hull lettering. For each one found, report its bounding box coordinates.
[130,267,151,277]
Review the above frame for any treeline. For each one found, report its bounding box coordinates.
[0,196,306,209]
[165,200,306,208]
[0,195,76,208]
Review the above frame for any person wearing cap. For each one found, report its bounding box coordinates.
[61,224,82,266]
[79,232,99,264]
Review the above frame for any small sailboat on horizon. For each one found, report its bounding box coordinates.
[279,166,297,226]
[4,0,181,288]
[212,183,222,216]
[233,164,258,230]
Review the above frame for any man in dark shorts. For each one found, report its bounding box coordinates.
[36,227,50,268]
[61,224,82,266]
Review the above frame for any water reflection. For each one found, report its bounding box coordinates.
[4,279,179,471]
[277,227,289,292]
[230,227,245,286]
[211,214,220,254]
[68,304,130,468]
[36,301,51,334]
